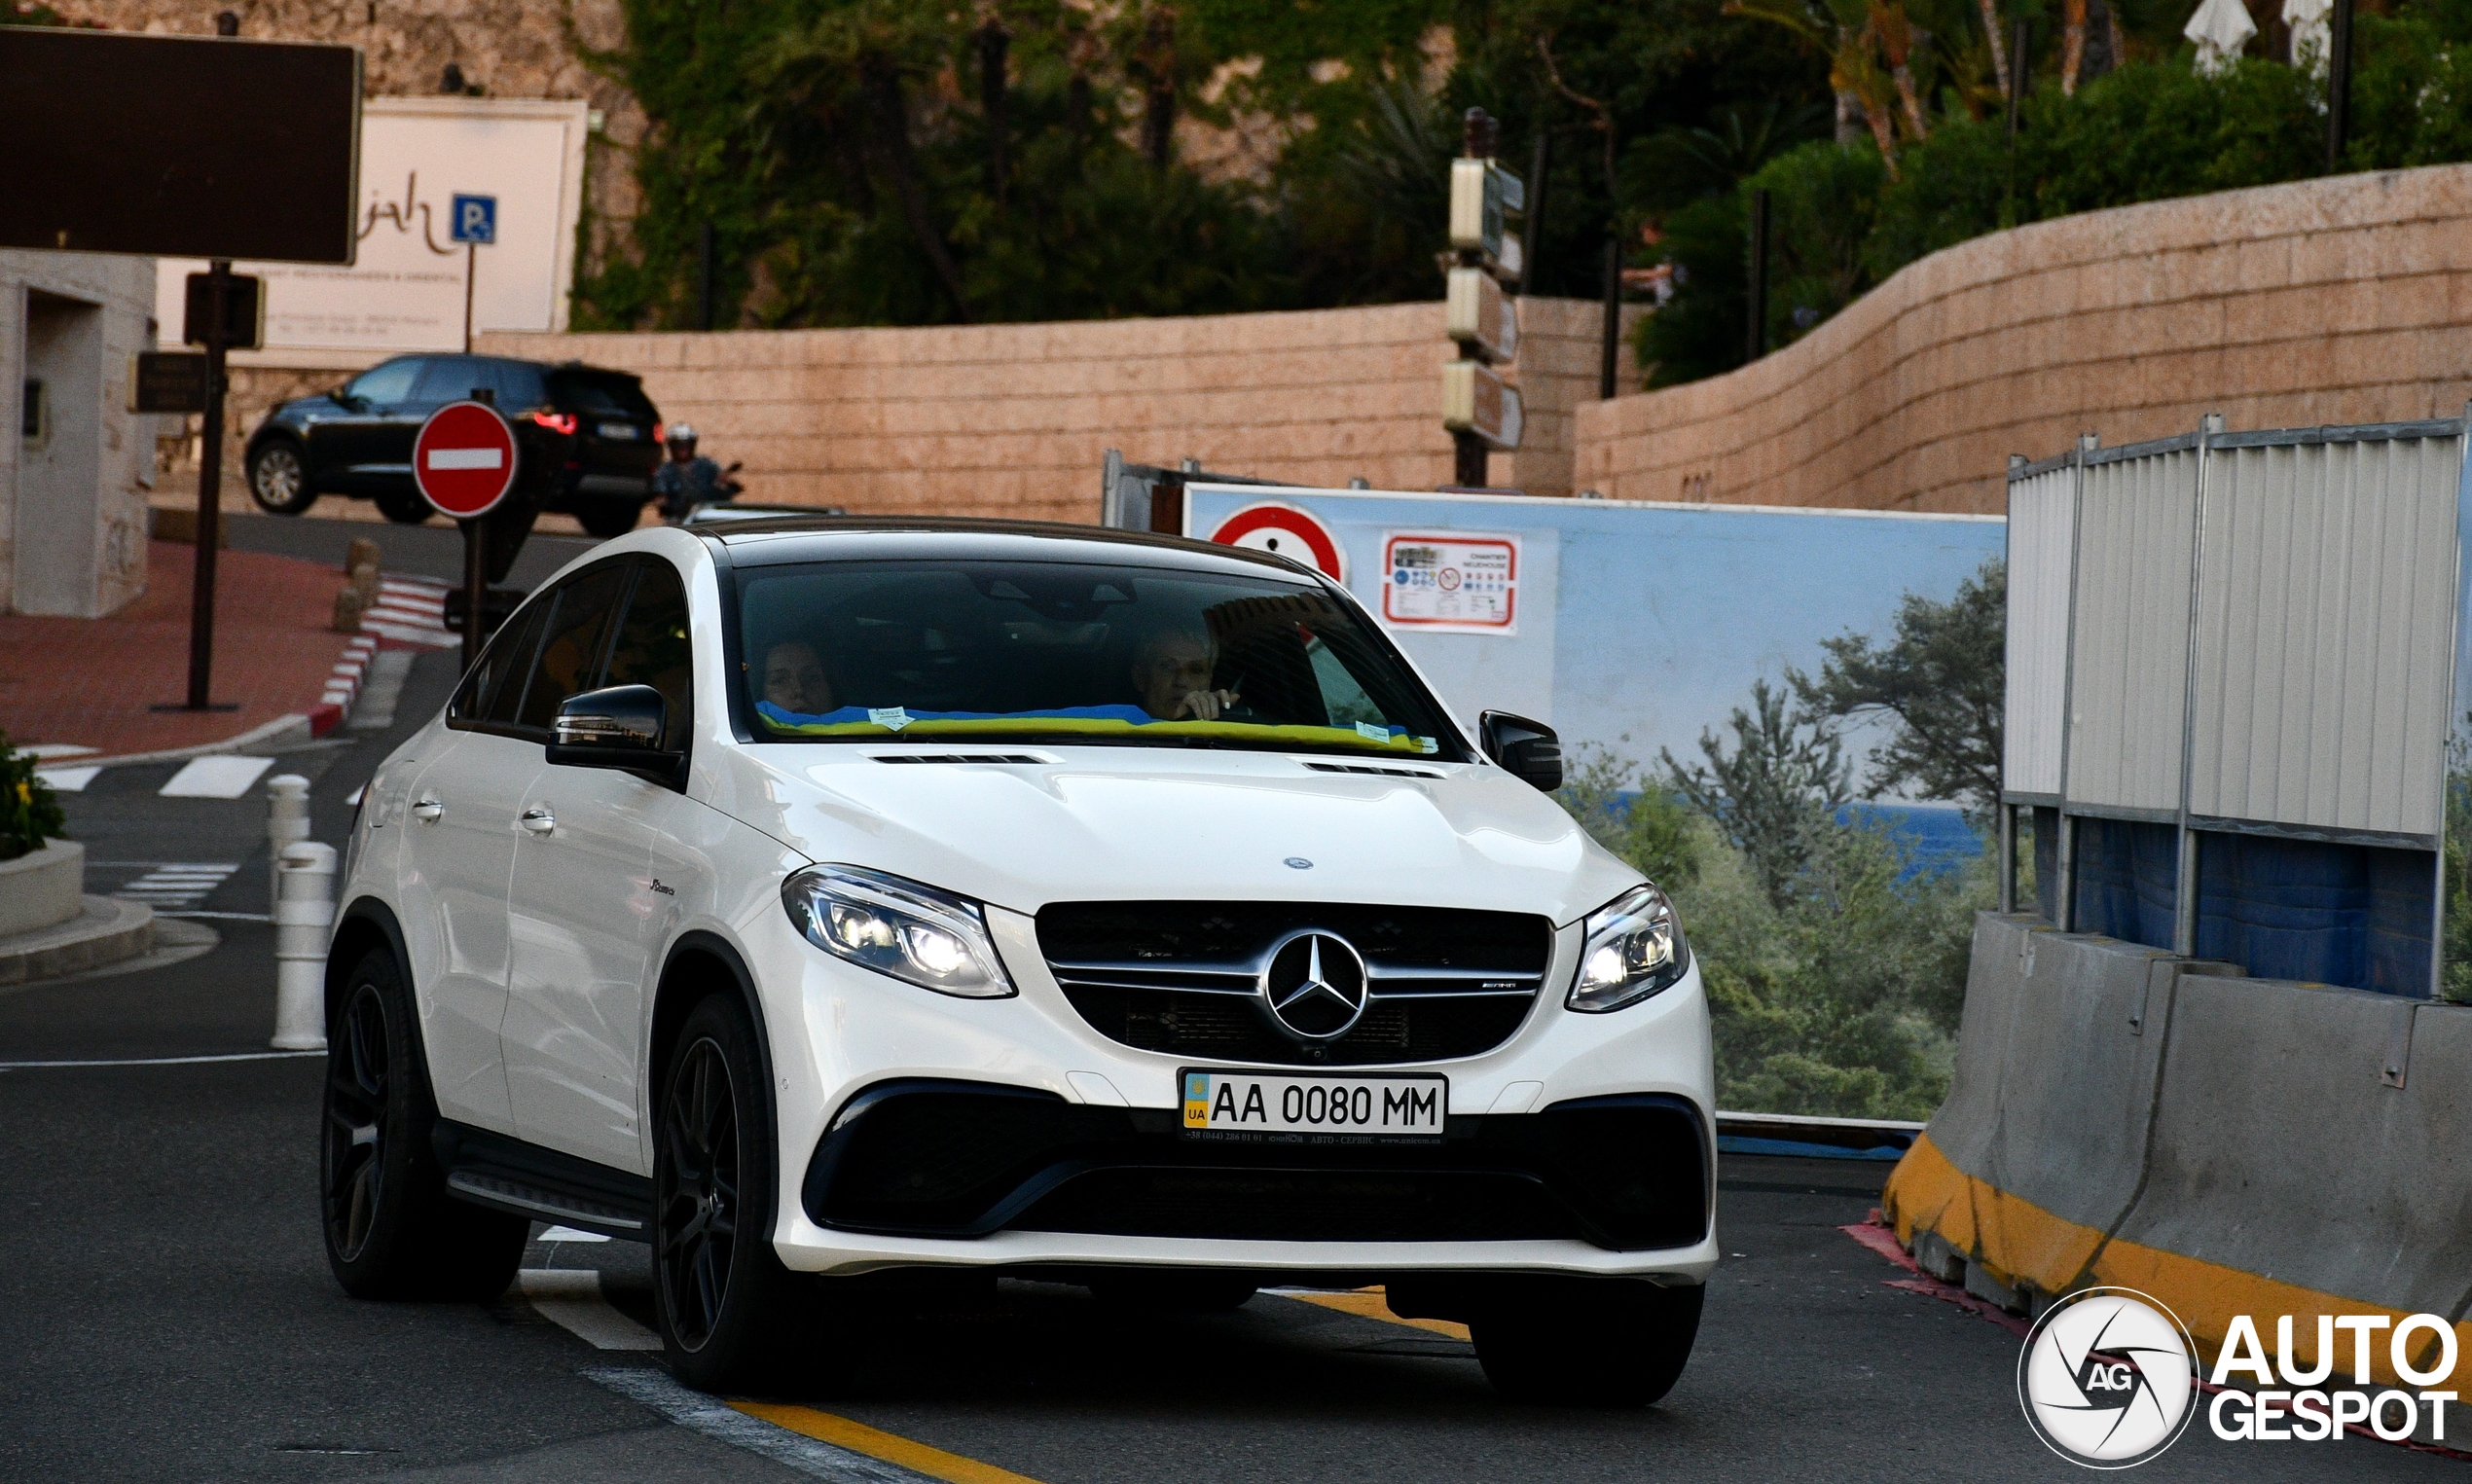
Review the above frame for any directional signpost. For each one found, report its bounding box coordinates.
[1441,110,1523,489]
[451,192,496,352]
[414,400,518,672]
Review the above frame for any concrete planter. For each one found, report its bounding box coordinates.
[0,839,85,938]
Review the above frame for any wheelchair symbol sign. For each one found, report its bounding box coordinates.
[450,195,497,245]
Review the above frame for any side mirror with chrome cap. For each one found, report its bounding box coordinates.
[546,684,686,788]
[1478,710,1563,793]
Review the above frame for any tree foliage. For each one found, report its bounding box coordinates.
[1639,4,2472,384]
[575,0,1835,328]
[1563,740,1981,1119]
[1795,557,2005,817]
[1661,678,1851,912]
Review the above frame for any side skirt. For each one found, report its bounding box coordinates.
[433,1120,654,1243]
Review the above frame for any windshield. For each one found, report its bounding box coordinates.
[734,559,1467,758]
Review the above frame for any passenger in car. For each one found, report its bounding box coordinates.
[1132,627,1241,721]
[760,640,837,717]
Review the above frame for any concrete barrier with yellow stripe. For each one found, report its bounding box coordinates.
[1882,911,2472,1388]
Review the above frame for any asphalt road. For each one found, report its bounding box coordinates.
[3,639,2458,1482]
[221,507,607,592]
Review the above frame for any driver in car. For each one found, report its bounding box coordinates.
[1133,627,1241,721]
[760,640,836,717]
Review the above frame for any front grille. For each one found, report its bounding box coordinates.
[1037,901,1552,1066]
[803,1081,1710,1250]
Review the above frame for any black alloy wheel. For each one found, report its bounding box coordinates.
[323,982,392,1263]
[319,947,527,1299]
[375,489,433,525]
[652,994,809,1390]
[658,1035,740,1351]
[247,440,316,515]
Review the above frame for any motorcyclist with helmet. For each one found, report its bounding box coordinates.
[652,424,745,522]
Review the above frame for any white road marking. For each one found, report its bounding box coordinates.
[519,1269,662,1351]
[585,1368,932,1484]
[0,1050,323,1069]
[537,1225,609,1244]
[34,765,100,792]
[159,756,275,799]
[26,743,98,759]
[345,784,366,807]
[111,861,241,909]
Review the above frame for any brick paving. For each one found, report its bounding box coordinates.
[0,541,355,759]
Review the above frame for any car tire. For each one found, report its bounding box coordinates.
[320,947,529,1301]
[1471,1282,1703,1406]
[653,993,810,1392]
[375,489,433,525]
[1088,1273,1258,1312]
[246,439,316,516]
[577,501,646,539]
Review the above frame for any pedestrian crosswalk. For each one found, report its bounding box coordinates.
[106,862,242,911]
[363,576,458,649]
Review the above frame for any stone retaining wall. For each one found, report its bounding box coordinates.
[483,298,1636,523]
[1578,164,2472,513]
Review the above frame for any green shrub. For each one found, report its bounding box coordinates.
[0,731,66,861]
[1558,743,1987,1118]
[1748,140,1887,352]
[2348,14,2472,169]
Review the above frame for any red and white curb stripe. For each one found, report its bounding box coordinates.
[309,634,381,737]
[308,573,460,736]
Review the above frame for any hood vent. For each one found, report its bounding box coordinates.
[1303,761,1441,779]
[870,753,1046,766]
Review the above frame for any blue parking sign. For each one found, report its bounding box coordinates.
[450,194,497,245]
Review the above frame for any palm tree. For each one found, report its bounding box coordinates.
[1725,0,1919,173]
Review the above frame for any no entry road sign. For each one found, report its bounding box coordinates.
[414,401,518,519]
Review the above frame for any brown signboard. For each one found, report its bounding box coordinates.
[131,351,210,415]
[0,28,360,263]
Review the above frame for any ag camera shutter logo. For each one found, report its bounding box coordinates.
[2018,1287,2199,1467]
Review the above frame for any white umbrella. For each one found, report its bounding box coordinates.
[2283,0,2332,76]
[2186,0,2259,75]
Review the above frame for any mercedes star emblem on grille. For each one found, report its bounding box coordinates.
[1259,929,1370,1041]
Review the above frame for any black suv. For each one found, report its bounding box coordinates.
[244,354,665,537]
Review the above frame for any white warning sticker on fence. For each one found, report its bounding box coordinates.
[1381,531,1519,634]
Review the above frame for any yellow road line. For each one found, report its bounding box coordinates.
[730,1401,1047,1484]
[1281,1285,1472,1340]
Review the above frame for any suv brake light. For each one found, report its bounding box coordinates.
[530,411,578,436]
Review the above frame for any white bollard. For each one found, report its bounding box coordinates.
[273,840,338,1051]
[266,774,310,910]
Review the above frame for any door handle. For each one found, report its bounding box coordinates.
[411,798,444,823]
[520,806,556,835]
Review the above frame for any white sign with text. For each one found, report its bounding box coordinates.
[155,97,588,368]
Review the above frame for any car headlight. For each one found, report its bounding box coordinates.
[1567,883,1690,1013]
[782,865,1015,998]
